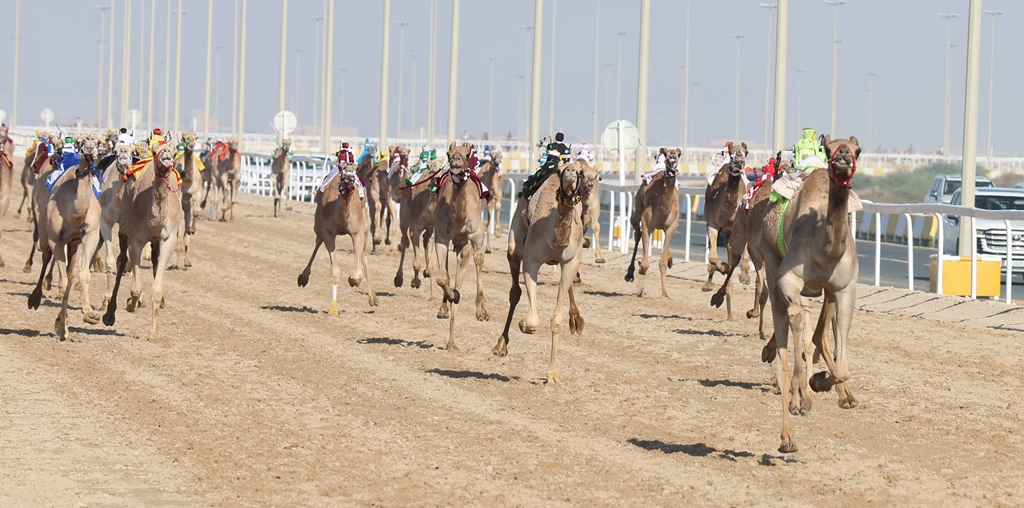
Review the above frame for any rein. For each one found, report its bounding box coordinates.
[827,143,857,189]
[556,168,583,208]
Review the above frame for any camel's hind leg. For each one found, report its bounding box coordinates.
[658,221,679,298]
[272,176,282,218]
[126,239,146,314]
[323,235,341,315]
[101,233,131,327]
[494,251,523,356]
[27,246,54,311]
[518,258,542,334]
[703,225,723,292]
[150,234,177,339]
[54,242,80,341]
[591,212,606,264]
[23,222,38,273]
[352,230,379,307]
[394,225,410,288]
[297,236,322,288]
[810,289,858,409]
[78,232,103,325]
[473,244,488,321]
[444,245,473,351]
[567,284,584,334]
[638,219,652,276]
[547,255,583,384]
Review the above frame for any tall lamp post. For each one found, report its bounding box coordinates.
[277,0,289,121]
[448,0,464,144]
[146,0,157,131]
[203,0,214,139]
[528,0,543,164]
[427,0,437,144]
[635,0,651,179]
[958,0,982,259]
[395,21,410,136]
[592,0,600,145]
[320,0,335,151]
[825,0,846,136]
[214,45,223,131]
[613,31,627,120]
[173,1,186,133]
[96,5,109,126]
[682,0,691,152]
[379,2,392,148]
[548,0,557,137]
[760,3,777,149]
[107,0,115,128]
[11,0,20,126]
[488,56,497,138]
[983,9,1004,160]
[121,0,132,128]
[310,14,323,137]
[731,34,745,139]
[236,0,248,144]
[939,12,959,155]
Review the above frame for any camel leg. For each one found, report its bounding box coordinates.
[658,221,679,298]
[547,256,581,385]
[78,232,103,325]
[410,228,422,289]
[27,246,54,311]
[738,248,752,285]
[367,198,381,249]
[183,230,193,268]
[810,288,858,409]
[703,225,722,292]
[473,246,488,321]
[623,229,643,283]
[272,177,281,218]
[101,233,131,327]
[297,236,322,288]
[494,254,522,357]
[230,180,238,222]
[446,245,472,350]
[776,274,812,417]
[423,229,436,300]
[591,214,605,264]
[101,222,116,310]
[23,222,38,273]
[518,258,542,334]
[150,234,176,339]
[54,242,79,341]
[395,226,409,288]
[638,220,652,276]
[126,240,145,314]
[567,283,584,334]
[324,235,341,316]
[484,206,493,254]
[352,230,378,306]
[283,168,292,211]
[433,237,455,302]
[384,199,398,247]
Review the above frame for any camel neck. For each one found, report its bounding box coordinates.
[822,183,851,260]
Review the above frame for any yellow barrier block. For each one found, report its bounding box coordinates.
[653,229,663,241]
[613,224,621,239]
[929,255,1001,297]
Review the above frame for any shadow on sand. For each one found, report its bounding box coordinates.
[426,368,519,383]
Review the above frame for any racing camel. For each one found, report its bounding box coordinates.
[271,137,292,217]
[702,142,752,303]
[625,147,683,298]
[297,160,379,312]
[493,158,595,384]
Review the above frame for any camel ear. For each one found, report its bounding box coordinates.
[741,142,748,155]
[849,135,860,148]
[448,141,457,153]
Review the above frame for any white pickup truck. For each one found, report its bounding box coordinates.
[942,187,1024,272]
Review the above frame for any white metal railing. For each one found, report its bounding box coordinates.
[239,151,1021,304]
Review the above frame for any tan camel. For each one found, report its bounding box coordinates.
[702,142,752,299]
[379,146,408,249]
[758,136,861,454]
[15,137,41,221]
[356,146,389,250]
[580,169,606,264]
[99,144,133,309]
[493,159,594,384]
[23,137,63,276]
[271,138,292,217]
[432,142,489,351]
[199,141,218,219]
[624,148,683,298]
[297,161,379,312]
[0,124,13,267]
[393,158,439,299]
[174,132,204,268]
[209,138,241,222]
[102,142,185,339]
[27,135,104,340]
[475,150,504,254]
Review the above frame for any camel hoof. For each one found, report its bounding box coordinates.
[518,320,539,335]
[717,262,730,274]
[809,371,831,393]
[74,281,82,291]
[23,263,32,273]
[451,290,461,305]
[54,319,68,342]
[546,371,560,385]
[582,238,591,249]
[27,289,42,310]
[638,266,648,276]
[102,307,116,326]
[368,293,379,307]
[778,442,798,454]
[297,273,310,287]
[569,314,584,334]
[667,257,673,269]
[444,342,459,352]
[701,280,715,292]
[710,291,725,308]
[476,308,489,321]
[761,343,777,364]
[624,267,635,283]
[348,277,360,288]
[410,278,421,289]
[595,257,606,264]
[394,275,403,288]
[746,309,759,319]
[738,271,751,285]
[839,396,859,410]
[492,338,508,356]
[485,248,491,254]
[184,258,193,268]
[126,296,140,313]
[437,307,449,319]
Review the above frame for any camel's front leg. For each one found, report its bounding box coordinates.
[394,225,409,288]
[54,242,79,341]
[638,219,652,276]
[703,225,722,291]
[352,230,379,306]
[126,240,145,313]
[78,231,103,325]
[433,237,455,302]
[324,235,341,315]
[297,236,322,288]
[547,256,582,384]
[810,287,858,409]
[494,252,522,357]
[443,245,472,351]
[472,245,488,321]
[658,221,679,298]
[591,212,606,264]
[518,258,542,334]
[367,197,381,248]
[151,234,177,339]
[778,275,812,417]
[283,168,292,211]
[567,260,585,334]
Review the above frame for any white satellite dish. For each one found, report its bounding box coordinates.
[273,110,297,137]
[40,108,55,129]
[601,120,639,153]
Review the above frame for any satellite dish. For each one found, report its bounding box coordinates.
[273,110,297,137]
[600,120,639,152]
[40,108,55,129]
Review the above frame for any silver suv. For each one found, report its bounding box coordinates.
[942,187,1024,272]
[925,174,994,203]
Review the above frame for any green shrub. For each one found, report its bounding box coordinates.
[854,162,989,203]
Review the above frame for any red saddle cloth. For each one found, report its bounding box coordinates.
[434,168,490,199]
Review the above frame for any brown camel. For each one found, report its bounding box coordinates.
[102,142,185,339]
[0,124,14,267]
[393,157,439,299]
[432,142,489,351]
[271,138,292,217]
[624,147,683,298]
[493,158,594,384]
[99,144,133,309]
[206,138,240,222]
[15,136,43,222]
[199,141,218,219]
[580,168,606,265]
[357,145,389,251]
[174,132,204,267]
[476,149,504,254]
[23,137,63,277]
[380,146,409,249]
[27,135,104,340]
[297,160,379,312]
[758,136,861,454]
[702,142,752,300]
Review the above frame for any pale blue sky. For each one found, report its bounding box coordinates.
[1,0,1019,155]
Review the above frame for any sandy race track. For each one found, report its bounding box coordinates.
[1,178,1023,506]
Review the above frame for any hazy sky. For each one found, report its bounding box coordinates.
[1,0,1020,155]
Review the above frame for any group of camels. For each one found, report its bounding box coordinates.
[5,126,860,454]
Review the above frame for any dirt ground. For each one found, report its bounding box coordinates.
[1,174,1023,506]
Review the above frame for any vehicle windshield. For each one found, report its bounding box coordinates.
[944,179,994,195]
[974,195,1024,211]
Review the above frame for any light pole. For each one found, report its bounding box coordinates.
[796,68,804,127]
[959,0,982,258]
[96,5,109,126]
[277,0,289,122]
[682,0,691,151]
[939,12,959,155]
[427,0,437,144]
[236,0,248,144]
[613,30,627,119]
[603,62,612,127]
[488,56,497,138]
[214,45,223,131]
[203,0,214,139]
[529,0,543,164]
[395,20,410,137]
[378,1,391,148]
[548,0,557,137]
[983,9,1004,160]
[146,0,156,131]
[731,34,745,139]
[230,0,239,134]
[173,1,186,133]
[771,0,788,153]
[106,0,115,128]
[410,55,418,134]
[11,0,19,126]
[760,3,777,149]
[449,0,464,144]
[311,14,323,138]
[165,0,173,129]
[136,0,145,123]
[635,0,651,179]
[825,0,846,136]
[294,48,304,116]
[120,0,132,128]
[522,25,534,108]
[592,0,600,145]
[320,0,335,151]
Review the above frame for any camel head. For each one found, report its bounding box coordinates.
[491,149,503,166]
[114,144,133,172]
[136,140,150,159]
[447,142,471,175]
[227,137,239,153]
[280,137,292,154]
[555,160,584,209]
[822,135,860,189]
[182,131,198,152]
[727,142,748,176]
[155,143,175,171]
[663,147,681,177]
[337,161,359,194]
[399,147,410,167]
[79,135,100,160]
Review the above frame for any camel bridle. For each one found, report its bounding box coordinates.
[728,151,746,176]
[827,144,857,189]
[338,165,358,195]
[556,164,583,208]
